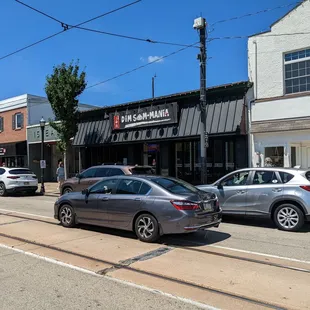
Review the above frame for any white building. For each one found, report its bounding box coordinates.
[248,0,310,169]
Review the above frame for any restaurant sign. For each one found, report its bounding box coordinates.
[110,102,177,130]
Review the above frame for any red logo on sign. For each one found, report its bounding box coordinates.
[113,114,120,130]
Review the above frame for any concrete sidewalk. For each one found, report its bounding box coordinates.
[40,182,59,197]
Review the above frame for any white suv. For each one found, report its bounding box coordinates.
[0,167,38,196]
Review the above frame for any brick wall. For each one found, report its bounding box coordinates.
[0,107,27,143]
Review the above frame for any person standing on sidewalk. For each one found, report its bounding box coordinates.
[56,162,65,193]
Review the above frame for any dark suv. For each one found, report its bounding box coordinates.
[61,165,155,195]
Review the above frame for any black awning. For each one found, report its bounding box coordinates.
[73,98,245,146]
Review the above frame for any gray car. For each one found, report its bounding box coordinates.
[197,168,310,232]
[54,175,222,242]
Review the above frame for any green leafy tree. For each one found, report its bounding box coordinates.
[45,61,87,179]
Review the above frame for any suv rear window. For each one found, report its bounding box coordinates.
[130,167,155,175]
[279,171,294,183]
[152,177,198,194]
[9,169,33,175]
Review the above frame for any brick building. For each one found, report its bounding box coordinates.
[0,95,28,167]
[0,94,96,173]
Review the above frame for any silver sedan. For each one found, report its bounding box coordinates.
[54,175,222,243]
[197,167,310,232]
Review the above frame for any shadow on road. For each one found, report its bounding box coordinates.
[161,230,231,247]
[78,224,231,247]
[222,216,310,233]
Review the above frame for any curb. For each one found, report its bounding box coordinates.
[35,193,59,198]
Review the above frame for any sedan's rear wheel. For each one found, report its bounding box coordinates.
[59,204,76,228]
[135,214,159,243]
[0,183,7,197]
[274,204,304,232]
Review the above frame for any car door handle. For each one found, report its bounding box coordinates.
[101,197,109,201]
[237,190,246,194]
[135,197,142,201]
[272,188,282,192]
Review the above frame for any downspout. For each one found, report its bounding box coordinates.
[254,41,258,99]
[247,40,258,167]
[247,98,255,167]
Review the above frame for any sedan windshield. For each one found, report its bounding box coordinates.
[152,177,199,194]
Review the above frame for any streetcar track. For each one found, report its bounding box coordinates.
[1,211,310,275]
[0,231,287,310]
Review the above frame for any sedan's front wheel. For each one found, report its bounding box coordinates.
[59,204,76,228]
[135,214,159,243]
[274,204,304,232]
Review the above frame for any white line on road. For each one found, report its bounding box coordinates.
[0,243,218,310]
[166,237,310,265]
[209,244,310,265]
[0,208,54,219]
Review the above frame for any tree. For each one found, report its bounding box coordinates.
[45,61,87,180]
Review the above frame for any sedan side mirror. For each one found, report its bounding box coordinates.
[82,188,89,196]
[76,173,81,178]
[217,183,223,190]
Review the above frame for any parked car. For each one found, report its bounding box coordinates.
[0,167,38,196]
[60,165,155,195]
[54,175,222,242]
[197,168,310,232]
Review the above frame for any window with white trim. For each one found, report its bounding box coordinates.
[15,113,23,129]
[284,49,310,94]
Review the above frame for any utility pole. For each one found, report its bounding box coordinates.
[152,73,156,98]
[193,17,208,184]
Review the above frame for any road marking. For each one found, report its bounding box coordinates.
[209,244,310,265]
[166,236,310,265]
[0,243,218,310]
[0,209,54,219]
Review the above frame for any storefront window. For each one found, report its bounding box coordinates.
[193,141,201,182]
[213,140,224,180]
[225,141,235,172]
[264,147,284,167]
[175,143,183,178]
[183,142,192,180]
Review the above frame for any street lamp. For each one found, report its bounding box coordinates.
[40,117,46,194]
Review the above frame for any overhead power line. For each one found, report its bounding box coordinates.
[210,1,303,26]
[14,0,196,50]
[86,42,199,90]
[0,0,141,61]
[73,26,198,48]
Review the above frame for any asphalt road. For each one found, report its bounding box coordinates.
[0,246,205,310]
[0,195,309,261]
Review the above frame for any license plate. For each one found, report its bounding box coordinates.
[203,202,212,211]
[24,182,29,185]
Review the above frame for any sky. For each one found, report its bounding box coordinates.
[0,0,302,106]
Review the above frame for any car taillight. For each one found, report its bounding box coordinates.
[170,200,200,210]
[300,185,310,192]
[7,176,20,179]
